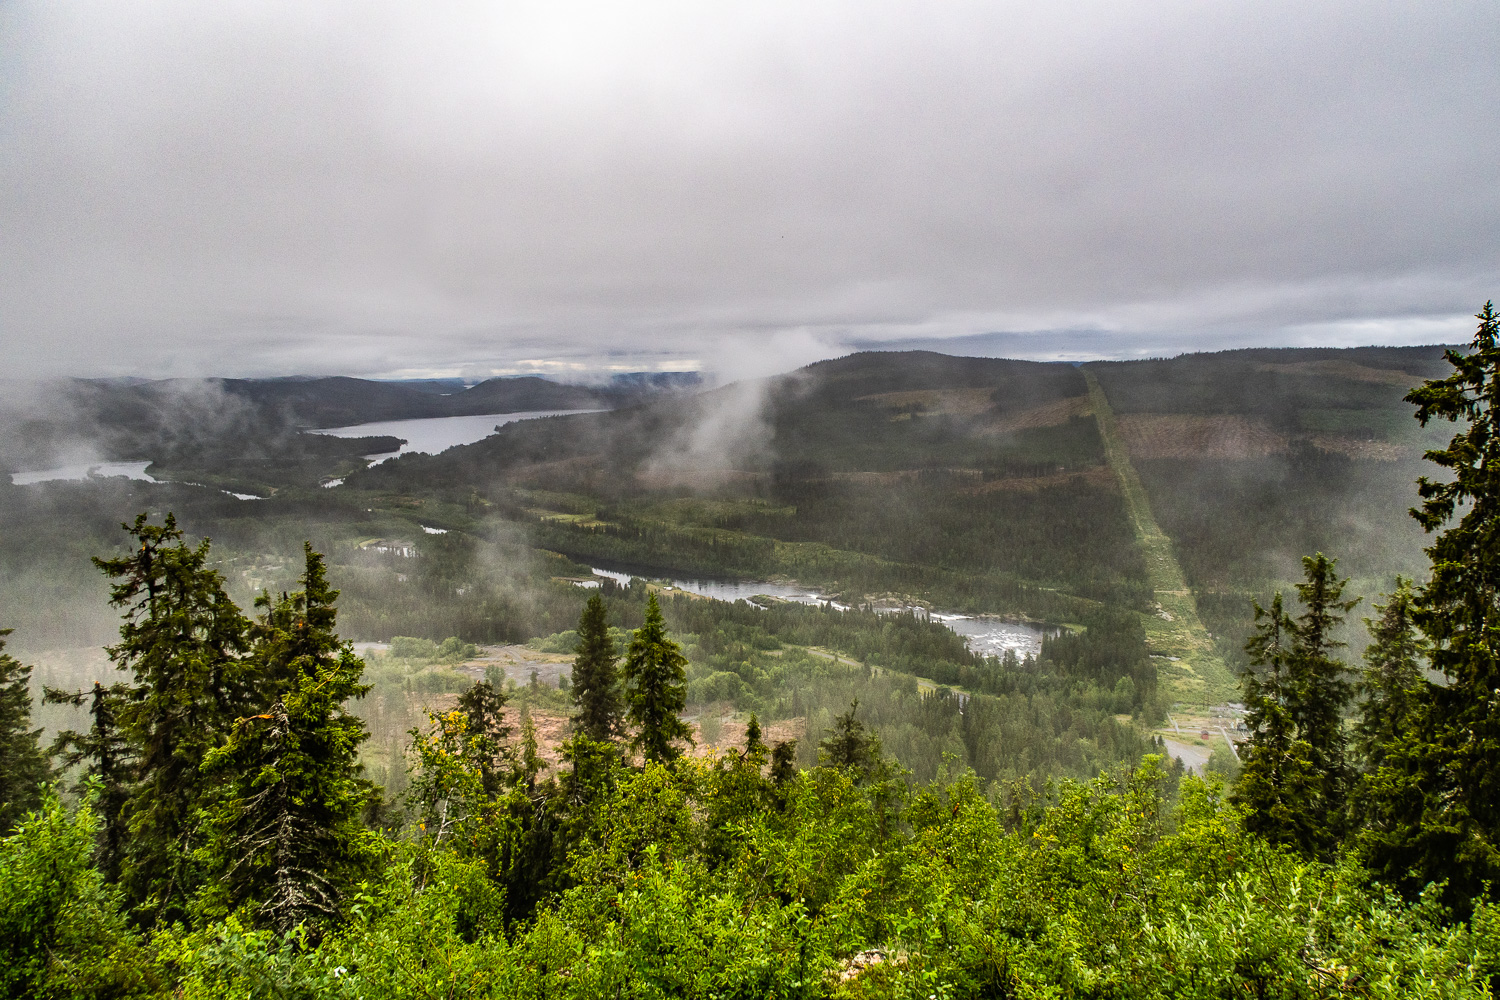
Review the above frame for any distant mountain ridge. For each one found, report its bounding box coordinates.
[0,372,702,472]
[219,372,702,428]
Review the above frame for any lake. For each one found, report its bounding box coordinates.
[589,566,1050,659]
[311,410,602,464]
[11,460,158,485]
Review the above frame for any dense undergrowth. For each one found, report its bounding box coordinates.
[7,759,1500,998]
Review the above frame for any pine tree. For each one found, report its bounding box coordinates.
[571,593,623,741]
[0,630,48,834]
[1363,302,1500,900]
[200,545,373,934]
[519,706,543,791]
[622,594,692,764]
[94,513,252,925]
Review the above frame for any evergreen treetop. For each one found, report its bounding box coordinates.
[200,546,374,934]
[0,630,48,835]
[456,679,511,797]
[94,513,254,926]
[1233,590,1334,855]
[1353,577,1426,772]
[1363,302,1500,899]
[622,594,692,764]
[571,593,623,742]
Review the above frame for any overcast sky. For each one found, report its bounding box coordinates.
[2,1,1496,381]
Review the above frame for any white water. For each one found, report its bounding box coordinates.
[588,566,1048,659]
[932,614,1054,659]
[11,460,158,485]
[311,410,602,466]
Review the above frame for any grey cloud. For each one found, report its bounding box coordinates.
[1,1,1496,379]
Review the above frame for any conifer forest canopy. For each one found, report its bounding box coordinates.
[2,307,1500,995]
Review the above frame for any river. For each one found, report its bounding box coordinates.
[588,566,1049,659]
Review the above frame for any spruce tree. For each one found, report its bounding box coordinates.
[456,680,510,798]
[745,712,767,760]
[43,681,132,879]
[769,740,798,786]
[571,593,623,741]
[201,545,373,933]
[1287,553,1358,828]
[1353,578,1426,774]
[520,707,545,790]
[1231,593,1327,854]
[818,700,882,777]
[622,593,691,764]
[94,513,252,925]
[1363,302,1500,899]
[0,630,48,834]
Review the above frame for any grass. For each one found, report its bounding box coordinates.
[1083,370,1239,705]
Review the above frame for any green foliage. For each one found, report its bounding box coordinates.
[406,709,489,848]
[43,680,132,879]
[1364,303,1500,902]
[818,700,882,777]
[198,545,376,934]
[455,680,511,797]
[94,512,254,926]
[623,594,692,764]
[388,635,478,663]
[18,323,1500,994]
[1353,577,1426,776]
[0,629,48,834]
[0,788,156,999]
[1234,554,1359,857]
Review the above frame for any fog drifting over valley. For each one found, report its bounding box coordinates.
[2,1,1497,380]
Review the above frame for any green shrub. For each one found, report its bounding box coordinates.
[0,788,156,999]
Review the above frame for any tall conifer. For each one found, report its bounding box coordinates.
[1364,302,1500,899]
[0,630,48,834]
[622,594,691,763]
[201,545,373,933]
[1287,553,1358,831]
[44,681,132,878]
[571,593,623,741]
[94,513,252,925]
[1353,578,1426,773]
[1232,593,1326,853]
[456,680,510,798]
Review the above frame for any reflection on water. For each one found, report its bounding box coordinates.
[312,410,602,466]
[589,566,1048,659]
[11,461,158,485]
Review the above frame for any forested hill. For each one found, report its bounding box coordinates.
[352,350,1139,621]
[220,374,608,425]
[1088,343,1455,669]
[0,371,700,476]
[352,344,1444,647]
